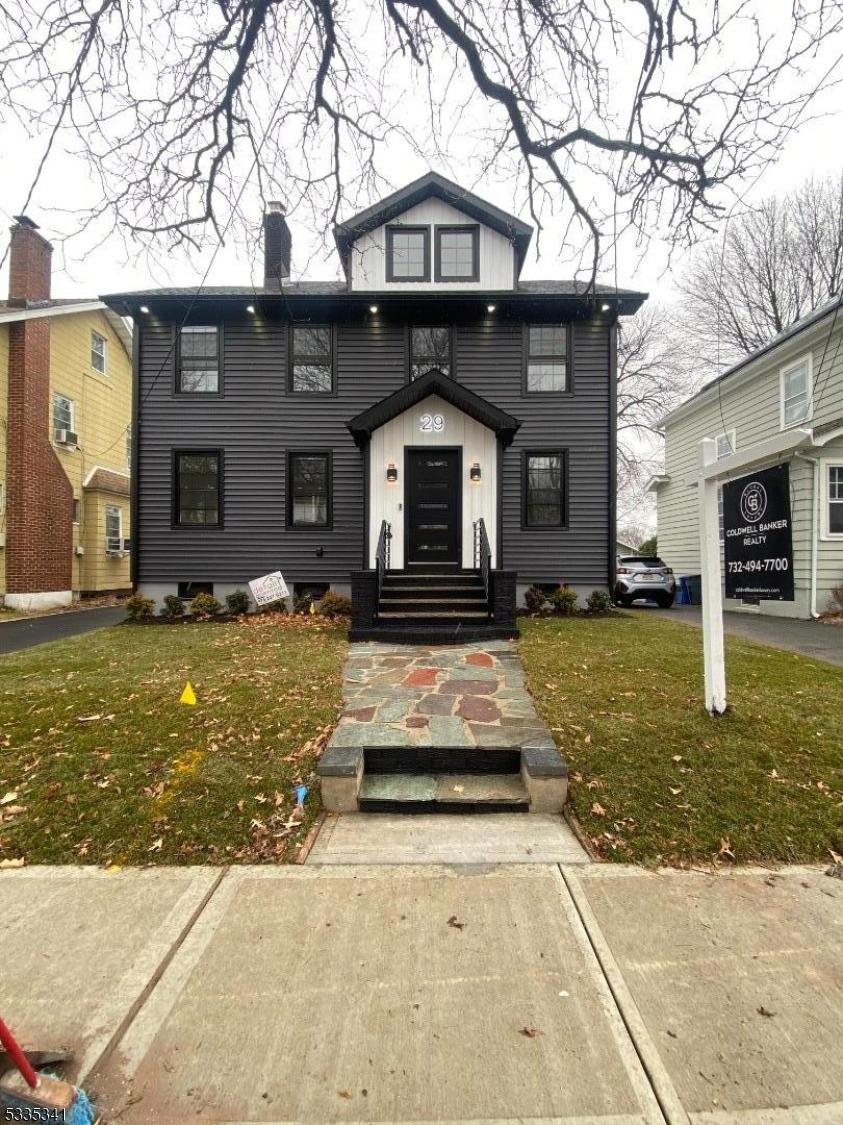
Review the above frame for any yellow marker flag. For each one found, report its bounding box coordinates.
[309,600,316,615]
[180,681,197,706]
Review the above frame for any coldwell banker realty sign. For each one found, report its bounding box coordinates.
[723,463,794,601]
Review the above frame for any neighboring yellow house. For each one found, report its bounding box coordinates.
[1,216,133,608]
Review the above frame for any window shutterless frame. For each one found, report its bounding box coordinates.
[521,449,568,529]
[434,224,480,282]
[385,225,430,283]
[407,324,454,382]
[288,323,336,394]
[171,449,224,528]
[174,324,224,395]
[779,352,813,429]
[286,450,333,529]
[522,324,572,395]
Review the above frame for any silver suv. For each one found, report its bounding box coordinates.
[614,555,676,608]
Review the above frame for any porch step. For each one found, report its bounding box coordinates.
[382,572,483,588]
[349,624,518,644]
[377,611,491,620]
[380,586,488,599]
[359,772,530,813]
[379,599,490,613]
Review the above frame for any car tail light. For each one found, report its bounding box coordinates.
[664,567,674,575]
[617,566,632,575]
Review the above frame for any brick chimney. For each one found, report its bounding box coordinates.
[263,201,291,290]
[8,215,52,305]
[4,216,74,609]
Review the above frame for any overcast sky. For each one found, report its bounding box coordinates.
[1,4,841,309]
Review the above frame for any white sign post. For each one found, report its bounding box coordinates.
[698,438,727,714]
[248,570,290,607]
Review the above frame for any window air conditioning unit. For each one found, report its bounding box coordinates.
[106,536,123,555]
[75,545,85,557]
[54,428,79,447]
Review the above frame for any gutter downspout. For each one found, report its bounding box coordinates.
[794,452,820,618]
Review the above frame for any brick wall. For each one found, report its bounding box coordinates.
[7,219,52,304]
[5,219,73,594]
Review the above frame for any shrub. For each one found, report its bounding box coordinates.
[261,599,288,614]
[586,589,612,614]
[161,594,185,620]
[293,592,315,615]
[549,584,578,616]
[190,591,222,619]
[319,590,353,618]
[125,593,155,623]
[225,589,251,615]
[524,585,548,614]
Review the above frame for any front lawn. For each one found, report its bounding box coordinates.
[520,614,842,865]
[0,617,346,865]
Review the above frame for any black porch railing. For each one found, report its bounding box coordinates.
[375,519,392,599]
[474,517,491,599]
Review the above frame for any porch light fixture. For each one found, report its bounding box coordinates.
[139,305,150,314]
[386,462,398,482]
[369,304,379,314]
[487,304,496,313]
[601,303,611,312]
[470,462,482,482]
[246,304,256,313]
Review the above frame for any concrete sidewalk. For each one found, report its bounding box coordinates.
[1,863,841,1123]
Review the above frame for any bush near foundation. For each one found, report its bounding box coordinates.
[319,591,353,618]
[190,591,222,619]
[125,593,155,623]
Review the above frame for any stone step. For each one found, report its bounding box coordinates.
[359,772,530,813]
[348,624,519,644]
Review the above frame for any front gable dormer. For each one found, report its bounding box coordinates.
[334,172,532,292]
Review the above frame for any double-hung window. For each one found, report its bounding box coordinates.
[91,330,107,374]
[53,392,74,435]
[105,505,122,552]
[288,453,331,527]
[386,226,429,282]
[713,431,736,543]
[410,326,451,380]
[174,451,222,526]
[524,451,566,527]
[435,226,479,281]
[780,355,812,427]
[824,463,843,538]
[290,326,333,392]
[525,325,569,393]
[177,326,220,393]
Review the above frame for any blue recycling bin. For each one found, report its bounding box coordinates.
[676,576,691,605]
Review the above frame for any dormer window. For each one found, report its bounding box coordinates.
[435,226,479,282]
[386,226,430,282]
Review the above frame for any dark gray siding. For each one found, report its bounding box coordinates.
[136,314,611,586]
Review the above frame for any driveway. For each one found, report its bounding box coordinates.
[1,862,840,1124]
[643,603,843,665]
[0,605,126,654]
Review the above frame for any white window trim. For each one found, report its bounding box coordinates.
[91,330,108,375]
[53,392,75,435]
[105,505,123,553]
[713,429,737,460]
[819,457,843,540]
[779,352,813,430]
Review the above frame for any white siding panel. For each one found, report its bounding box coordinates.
[369,394,497,569]
[350,198,515,291]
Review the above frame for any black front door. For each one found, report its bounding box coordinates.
[406,448,461,566]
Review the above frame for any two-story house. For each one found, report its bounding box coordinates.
[1,217,133,611]
[103,172,645,639]
[650,295,843,618]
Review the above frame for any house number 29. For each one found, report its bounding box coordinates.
[420,413,445,433]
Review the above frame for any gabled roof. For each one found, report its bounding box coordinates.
[346,368,521,447]
[0,299,132,355]
[333,171,534,278]
[83,466,131,495]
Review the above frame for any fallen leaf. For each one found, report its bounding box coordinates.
[0,791,18,806]
[148,837,164,853]
[519,1026,542,1038]
[757,1005,775,1018]
[0,858,25,869]
[718,838,735,861]
[337,1090,352,1100]
[591,802,607,817]
[669,787,682,796]
[447,915,465,931]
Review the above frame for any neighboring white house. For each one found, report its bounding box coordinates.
[649,295,843,618]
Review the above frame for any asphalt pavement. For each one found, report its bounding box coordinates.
[0,604,126,654]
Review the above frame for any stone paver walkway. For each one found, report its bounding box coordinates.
[327,639,556,751]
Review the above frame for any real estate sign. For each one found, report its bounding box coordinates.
[248,570,290,606]
[723,463,794,601]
